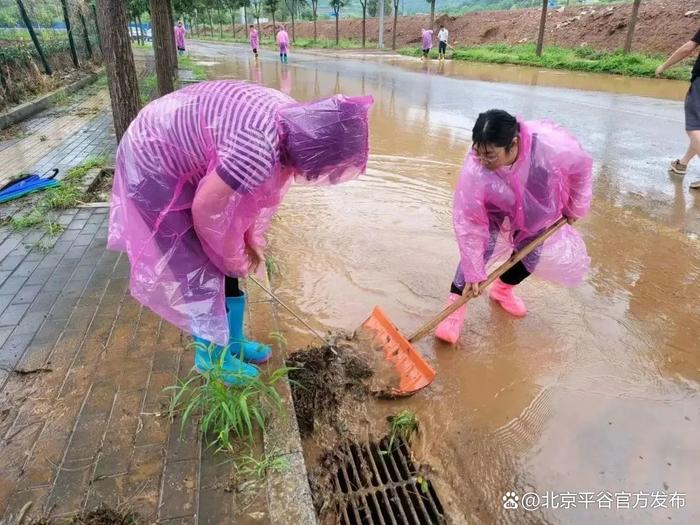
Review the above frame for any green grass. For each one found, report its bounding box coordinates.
[235,453,290,479]
[265,255,280,277]
[139,73,158,105]
[268,331,287,349]
[8,155,108,231]
[178,56,208,81]
[384,409,419,453]
[192,34,366,50]
[166,340,291,452]
[45,221,65,237]
[11,209,44,231]
[399,43,692,81]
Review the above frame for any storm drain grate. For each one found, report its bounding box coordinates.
[330,438,445,525]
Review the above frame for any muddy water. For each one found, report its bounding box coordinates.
[195,43,700,524]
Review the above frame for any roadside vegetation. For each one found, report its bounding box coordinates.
[399,43,692,80]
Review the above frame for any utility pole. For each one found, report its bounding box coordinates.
[378,0,384,49]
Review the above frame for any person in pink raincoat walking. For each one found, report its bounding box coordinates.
[276,26,290,63]
[421,28,434,61]
[174,21,187,56]
[249,25,259,59]
[108,80,373,384]
[435,109,593,344]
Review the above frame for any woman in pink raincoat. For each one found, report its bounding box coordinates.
[277,26,290,63]
[109,80,372,383]
[435,109,592,344]
[174,21,187,56]
[421,28,434,61]
[249,25,259,59]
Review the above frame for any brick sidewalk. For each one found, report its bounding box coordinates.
[0,207,278,523]
[0,56,315,523]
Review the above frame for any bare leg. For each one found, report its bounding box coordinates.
[680,144,695,166]
[680,130,700,165]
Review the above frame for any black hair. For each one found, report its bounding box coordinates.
[472,109,519,152]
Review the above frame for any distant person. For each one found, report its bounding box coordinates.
[656,28,700,190]
[421,28,434,61]
[438,24,449,61]
[249,25,259,59]
[174,21,187,56]
[277,26,290,63]
[435,110,592,344]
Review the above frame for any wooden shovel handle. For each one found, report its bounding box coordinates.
[408,217,569,343]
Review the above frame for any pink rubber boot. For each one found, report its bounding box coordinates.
[434,293,467,344]
[489,279,527,317]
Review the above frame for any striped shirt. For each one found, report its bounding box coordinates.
[120,80,294,209]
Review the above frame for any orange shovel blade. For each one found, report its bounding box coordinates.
[361,306,436,395]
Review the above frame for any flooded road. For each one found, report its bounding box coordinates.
[191,42,699,524]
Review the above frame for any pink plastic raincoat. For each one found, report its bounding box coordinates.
[453,119,592,287]
[108,81,372,345]
[277,29,290,53]
[250,28,259,50]
[421,29,433,50]
[174,25,186,50]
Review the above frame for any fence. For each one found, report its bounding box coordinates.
[0,0,102,109]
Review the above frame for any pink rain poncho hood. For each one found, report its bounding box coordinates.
[454,118,592,286]
[108,81,372,345]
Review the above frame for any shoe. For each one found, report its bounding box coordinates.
[434,293,467,344]
[192,335,259,385]
[669,160,687,175]
[227,294,272,364]
[690,180,700,190]
[489,279,527,317]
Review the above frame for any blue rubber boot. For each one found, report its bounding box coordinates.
[226,294,272,364]
[192,335,259,385]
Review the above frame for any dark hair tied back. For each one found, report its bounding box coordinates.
[472,109,519,152]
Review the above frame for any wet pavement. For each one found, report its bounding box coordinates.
[0,55,299,524]
[190,41,700,524]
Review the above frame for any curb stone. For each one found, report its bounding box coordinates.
[247,272,318,524]
[0,69,105,131]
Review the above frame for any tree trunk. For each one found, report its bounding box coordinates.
[230,9,236,37]
[256,17,261,36]
[95,0,140,142]
[378,0,384,48]
[623,0,642,54]
[80,11,93,58]
[313,15,317,41]
[166,2,177,74]
[208,10,214,36]
[430,0,435,27]
[150,0,175,96]
[244,7,248,37]
[137,15,144,44]
[60,0,80,68]
[361,5,366,47]
[335,12,339,45]
[536,0,548,57]
[291,12,295,42]
[132,16,140,44]
[16,0,52,75]
[91,4,101,49]
[218,8,223,38]
[392,5,397,50]
[272,12,276,33]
